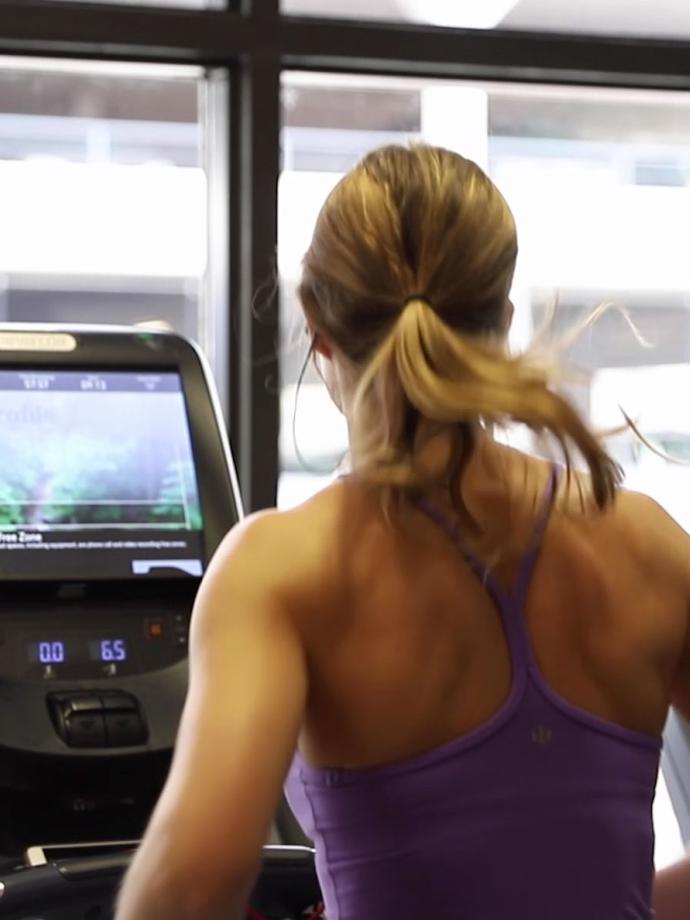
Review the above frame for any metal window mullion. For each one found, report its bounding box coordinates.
[229,45,281,514]
[279,18,690,91]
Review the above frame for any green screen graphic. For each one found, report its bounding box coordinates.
[0,374,203,532]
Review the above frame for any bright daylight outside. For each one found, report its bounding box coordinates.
[278,72,690,867]
[0,58,208,354]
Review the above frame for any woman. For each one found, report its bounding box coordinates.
[116,145,690,920]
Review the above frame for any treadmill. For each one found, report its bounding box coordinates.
[0,325,318,919]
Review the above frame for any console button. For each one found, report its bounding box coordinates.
[62,695,102,717]
[48,693,105,746]
[48,692,145,747]
[104,711,147,747]
[145,618,164,639]
[100,692,138,712]
[66,711,107,748]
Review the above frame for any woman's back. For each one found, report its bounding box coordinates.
[291,443,686,768]
[284,441,690,919]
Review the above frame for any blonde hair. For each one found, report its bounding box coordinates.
[298,144,620,521]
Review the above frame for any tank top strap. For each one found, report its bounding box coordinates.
[415,499,511,611]
[512,463,560,608]
[415,464,560,654]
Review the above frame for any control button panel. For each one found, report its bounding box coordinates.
[48,691,147,749]
[0,600,193,683]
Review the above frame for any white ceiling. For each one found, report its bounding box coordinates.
[503,0,690,39]
[284,0,690,39]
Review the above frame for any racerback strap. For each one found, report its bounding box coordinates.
[416,464,561,660]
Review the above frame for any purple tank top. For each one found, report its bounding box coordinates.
[284,467,661,919]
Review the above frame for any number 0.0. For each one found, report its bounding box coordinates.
[39,641,64,664]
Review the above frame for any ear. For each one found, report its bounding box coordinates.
[312,331,333,360]
[503,299,515,334]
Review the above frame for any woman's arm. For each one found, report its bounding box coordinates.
[115,513,308,920]
[654,854,690,920]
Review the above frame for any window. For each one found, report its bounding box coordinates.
[278,72,690,863]
[0,58,212,357]
[282,0,690,40]
[280,74,690,516]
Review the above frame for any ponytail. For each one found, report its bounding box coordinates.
[297,143,622,530]
[350,298,621,517]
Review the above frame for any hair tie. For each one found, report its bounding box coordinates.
[403,293,433,309]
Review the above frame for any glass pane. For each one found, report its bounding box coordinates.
[282,0,690,40]
[279,71,690,859]
[0,58,208,347]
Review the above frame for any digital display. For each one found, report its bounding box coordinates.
[38,641,65,664]
[28,637,129,668]
[89,639,128,663]
[0,370,205,580]
[28,640,68,665]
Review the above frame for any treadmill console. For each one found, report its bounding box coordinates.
[0,325,241,854]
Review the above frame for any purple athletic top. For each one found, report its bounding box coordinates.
[284,467,662,919]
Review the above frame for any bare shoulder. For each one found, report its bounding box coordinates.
[200,480,353,617]
[614,489,690,548]
[570,484,690,589]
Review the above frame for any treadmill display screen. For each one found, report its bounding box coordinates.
[0,370,205,580]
